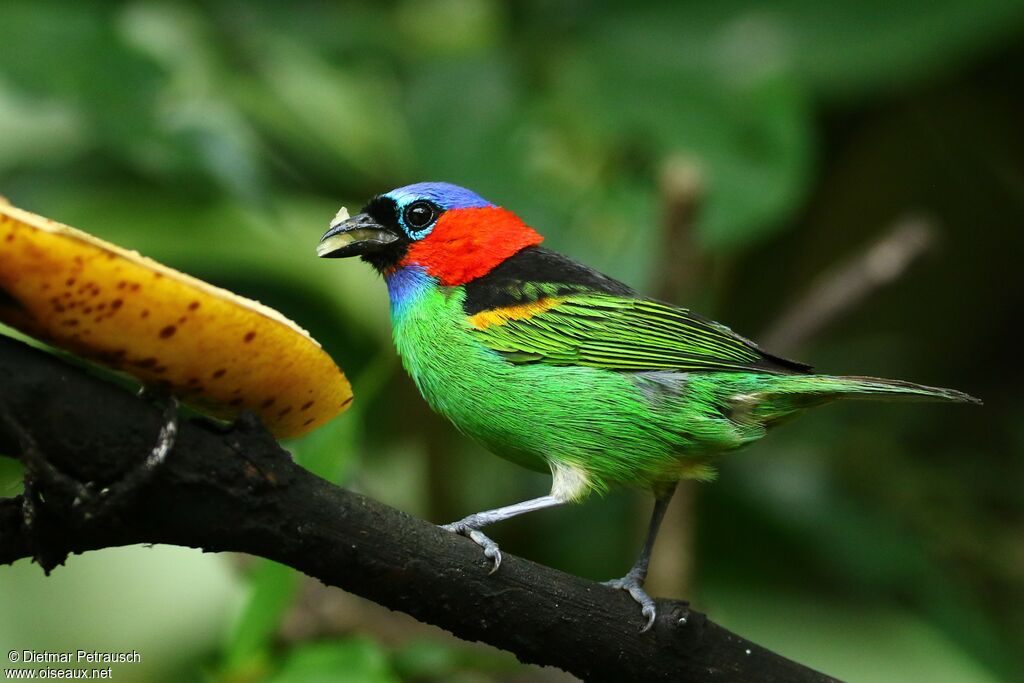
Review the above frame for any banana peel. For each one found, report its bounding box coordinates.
[0,199,352,439]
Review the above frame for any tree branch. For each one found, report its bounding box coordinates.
[0,335,840,682]
[761,216,935,354]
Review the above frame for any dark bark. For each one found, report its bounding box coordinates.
[0,335,841,682]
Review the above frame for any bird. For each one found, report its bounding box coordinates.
[317,181,980,631]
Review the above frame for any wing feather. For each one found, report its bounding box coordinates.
[463,246,810,374]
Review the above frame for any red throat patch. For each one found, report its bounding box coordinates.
[401,207,543,286]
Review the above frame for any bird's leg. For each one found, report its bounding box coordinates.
[442,494,564,574]
[603,482,678,632]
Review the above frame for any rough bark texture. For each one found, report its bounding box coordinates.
[0,335,841,682]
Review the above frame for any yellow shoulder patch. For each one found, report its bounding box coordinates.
[468,297,562,330]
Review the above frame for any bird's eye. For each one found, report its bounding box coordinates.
[403,201,437,231]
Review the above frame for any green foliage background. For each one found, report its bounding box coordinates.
[1,1,1022,681]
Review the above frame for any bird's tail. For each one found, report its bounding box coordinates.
[801,375,982,405]
[738,374,981,428]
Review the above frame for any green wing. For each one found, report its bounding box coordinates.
[470,291,809,374]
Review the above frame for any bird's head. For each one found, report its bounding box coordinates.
[317,182,543,285]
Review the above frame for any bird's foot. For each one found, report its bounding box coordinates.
[602,569,657,632]
[441,518,502,574]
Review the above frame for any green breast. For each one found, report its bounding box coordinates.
[390,282,550,473]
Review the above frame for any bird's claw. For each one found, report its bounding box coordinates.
[639,604,657,633]
[603,571,657,632]
[442,521,502,574]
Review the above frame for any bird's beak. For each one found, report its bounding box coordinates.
[317,208,400,258]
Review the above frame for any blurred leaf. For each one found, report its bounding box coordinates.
[0,457,24,497]
[555,0,1024,249]
[221,561,300,676]
[391,637,522,680]
[702,436,1014,678]
[768,0,1024,98]
[395,0,504,57]
[237,38,411,181]
[390,640,458,680]
[292,350,395,483]
[703,583,1003,683]
[0,2,163,145]
[559,20,813,251]
[0,79,86,171]
[117,3,270,201]
[577,2,1024,100]
[291,410,362,485]
[0,547,240,682]
[403,56,524,193]
[267,638,399,683]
